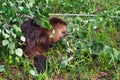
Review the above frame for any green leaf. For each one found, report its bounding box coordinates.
[2,31,9,38]
[11,31,16,38]
[0,29,1,33]
[15,57,20,62]
[13,25,21,32]
[29,0,35,4]
[29,0,35,7]
[113,48,119,60]
[81,48,89,54]
[36,18,52,30]
[26,0,35,8]
[18,6,24,11]
[0,65,5,72]
[30,69,36,76]
[7,9,12,17]
[2,3,7,7]
[8,42,15,50]
[2,40,9,46]
[0,77,3,80]
[61,60,68,68]
[10,49,14,54]
[15,48,23,57]
[20,36,25,42]
[67,56,74,62]
[22,8,29,14]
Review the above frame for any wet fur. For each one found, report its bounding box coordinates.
[21,17,67,72]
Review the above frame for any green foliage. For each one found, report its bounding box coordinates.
[0,65,5,72]
[15,48,23,57]
[0,0,52,79]
[0,0,120,79]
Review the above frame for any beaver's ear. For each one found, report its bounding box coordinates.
[49,17,67,27]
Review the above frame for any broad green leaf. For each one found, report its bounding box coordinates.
[81,48,89,54]
[10,49,14,54]
[2,3,7,7]
[2,40,9,46]
[3,33,9,38]
[30,69,36,76]
[26,0,35,8]
[13,25,21,32]
[7,9,12,17]
[103,45,110,50]
[15,48,23,57]
[67,56,74,62]
[28,3,33,7]
[20,36,25,42]
[61,60,68,68]
[15,57,20,62]
[8,42,15,50]
[93,26,97,30]
[11,32,16,38]
[0,65,5,72]
[9,60,13,64]
[9,1,14,6]
[36,17,52,30]
[18,6,24,11]
[113,48,119,60]
[29,0,35,4]
[45,0,49,5]
[22,8,29,14]
[2,31,9,38]
[5,29,10,34]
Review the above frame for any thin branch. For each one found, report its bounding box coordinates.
[49,13,119,18]
[49,13,98,17]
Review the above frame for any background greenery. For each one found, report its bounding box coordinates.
[0,0,120,80]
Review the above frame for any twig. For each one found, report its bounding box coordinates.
[49,13,98,17]
[49,13,119,18]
